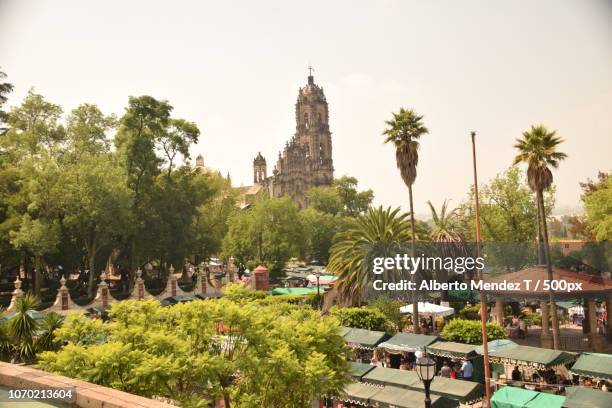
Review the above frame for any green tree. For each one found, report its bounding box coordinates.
[60,155,134,296]
[307,176,373,217]
[328,206,414,305]
[581,172,611,241]
[299,207,350,264]
[40,298,349,407]
[513,124,567,350]
[222,197,302,277]
[382,108,429,332]
[0,68,14,135]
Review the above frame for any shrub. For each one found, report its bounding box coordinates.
[330,307,392,332]
[367,298,403,332]
[459,304,481,320]
[440,319,507,345]
[222,283,268,302]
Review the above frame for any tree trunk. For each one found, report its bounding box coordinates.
[34,255,42,298]
[536,203,545,264]
[408,184,420,334]
[537,188,560,349]
[87,252,97,298]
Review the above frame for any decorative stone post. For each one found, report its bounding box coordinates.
[252,265,270,291]
[587,299,603,352]
[135,268,145,300]
[7,276,24,312]
[169,265,177,296]
[58,276,70,310]
[228,256,236,282]
[540,300,552,348]
[97,271,110,307]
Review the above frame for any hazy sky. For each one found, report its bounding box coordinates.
[1,0,611,216]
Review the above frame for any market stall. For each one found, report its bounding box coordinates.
[569,352,612,381]
[342,327,390,363]
[348,362,376,382]
[336,383,457,408]
[377,332,438,354]
[362,366,484,405]
[426,341,486,383]
[490,386,565,408]
[563,386,612,408]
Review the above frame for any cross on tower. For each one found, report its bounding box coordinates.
[308,65,314,76]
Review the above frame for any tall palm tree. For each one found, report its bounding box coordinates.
[383,108,429,333]
[328,206,413,305]
[427,200,466,300]
[513,125,567,350]
[8,294,40,362]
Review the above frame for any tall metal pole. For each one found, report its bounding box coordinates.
[471,131,492,406]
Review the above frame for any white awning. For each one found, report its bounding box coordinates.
[399,302,454,317]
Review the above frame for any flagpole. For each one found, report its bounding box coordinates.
[471,131,492,406]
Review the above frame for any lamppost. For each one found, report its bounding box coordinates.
[416,354,436,408]
[314,270,321,310]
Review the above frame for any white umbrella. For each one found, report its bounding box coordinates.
[399,302,454,317]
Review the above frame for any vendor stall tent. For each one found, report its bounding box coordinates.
[348,362,376,381]
[427,341,479,360]
[569,352,612,381]
[362,366,485,404]
[399,302,455,317]
[486,345,576,370]
[342,327,390,350]
[339,382,458,408]
[377,332,438,353]
[475,339,519,355]
[426,341,486,383]
[490,386,565,408]
[563,386,612,408]
[270,287,319,295]
[306,274,337,285]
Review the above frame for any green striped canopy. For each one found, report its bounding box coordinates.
[427,341,479,359]
[378,332,438,353]
[342,327,390,349]
[570,352,612,380]
[491,386,565,408]
[487,345,576,369]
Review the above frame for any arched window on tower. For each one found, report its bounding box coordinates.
[303,113,309,129]
[317,112,322,123]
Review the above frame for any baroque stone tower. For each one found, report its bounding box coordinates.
[269,72,334,207]
[242,71,334,208]
[253,152,267,184]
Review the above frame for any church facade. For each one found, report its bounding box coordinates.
[248,72,334,208]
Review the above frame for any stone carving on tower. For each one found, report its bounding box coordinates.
[246,70,334,207]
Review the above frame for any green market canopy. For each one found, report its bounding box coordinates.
[491,386,565,408]
[427,341,479,359]
[362,366,484,404]
[342,327,390,350]
[487,345,576,369]
[348,362,376,381]
[475,339,519,355]
[340,383,456,408]
[341,382,382,406]
[570,353,612,380]
[377,332,438,353]
[563,386,612,408]
[270,287,319,295]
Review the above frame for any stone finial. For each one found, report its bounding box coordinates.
[14,276,22,291]
[169,264,175,275]
[136,268,143,279]
[100,271,107,282]
[59,276,67,288]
